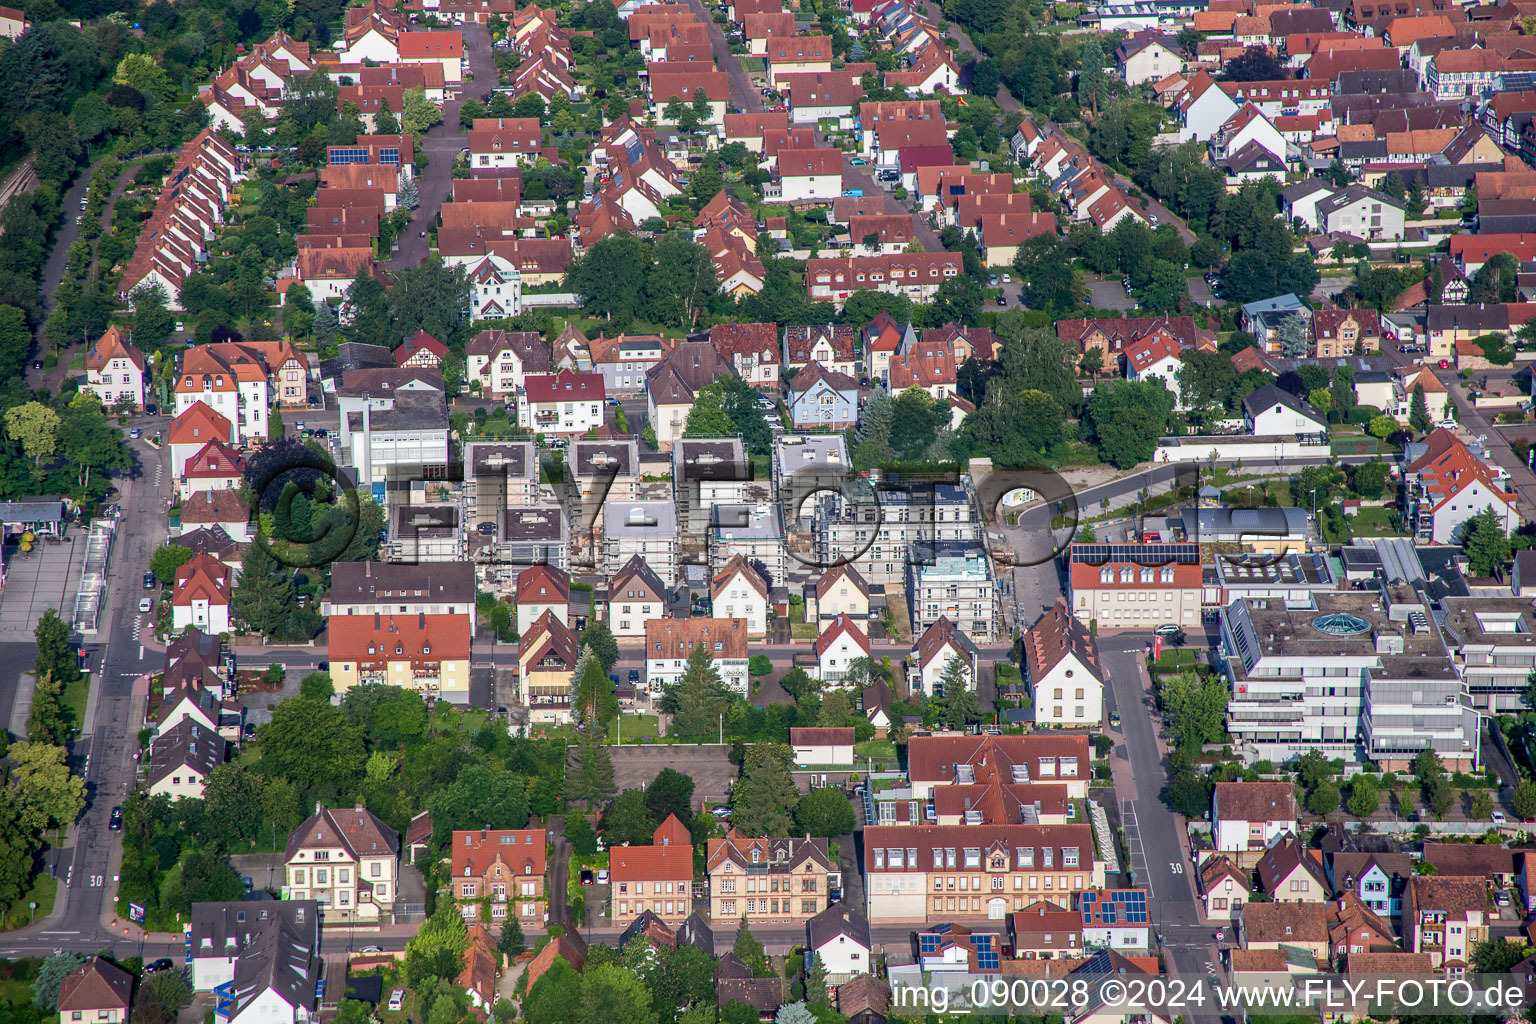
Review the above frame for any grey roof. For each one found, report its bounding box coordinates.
[1334,69,1420,95]
[228,911,319,1017]
[774,435,849,476]
[467,440,537,478]
[337,366,444,397]
[0,497,66,524]
[344,390,449,432]
[571,438,638,478]
[1398,161,1500,190]
[1425,304,1509,332]
[501,505,567,541]
[166,625,224,668]
[329,561,475,605]
[1242,384,1326,425]
[1280,178,1334,204]
[807,902,872,952]
[147,719,226,788]
[1222,141,1285,175]
[190,900,320,961]
[1338,139,1389,160]
[1316,184,1404,217]
[711,503,782,541]
[1180,506,1308,541]
[319,342,393,382]
[677,911,716,957]
[674,437,748,482]
[611,553,668,600]
[1240,294,1307,317]
[391,504,458,538]
[1353,370,1391,384]
[605,501,677,539]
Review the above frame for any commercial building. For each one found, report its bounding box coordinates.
[1219,582,1478,769]
[1067,543,1204,631]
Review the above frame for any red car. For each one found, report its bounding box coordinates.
[1439,359,1451,369]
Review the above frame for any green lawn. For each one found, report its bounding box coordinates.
[0,959,50,1024]
[608,714,659,743]
[1347,506,1405,537]
[855,740,896,759]
[0,873,56,933]
[61,674,89,736]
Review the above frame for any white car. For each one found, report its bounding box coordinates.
[138,597,153,613]
[388,990,405,1012]
[597,868,609,883]
[1492,811,1507,826]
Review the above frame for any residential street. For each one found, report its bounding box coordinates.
[0,432,173,957]
[386,22,496,270]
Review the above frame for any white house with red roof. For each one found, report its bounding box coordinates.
[169,402,236,480]
[517,371,605,435]
[172,551,234,634]
[1177,71,1241,142]
[1123,331,1186,409]
[1404,428,1519,543]
[777,147,844,203]
[515,564,570,632]
[711,554,769,637]
[1211,103,1286,166]
[395,330,448,368]
[177,440,245,501]
[910,616,979,695]
[82,326,147,411]
[815,613,871,685]
[398,29,463,84]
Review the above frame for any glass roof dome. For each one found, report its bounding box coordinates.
[1311,612,1371,637]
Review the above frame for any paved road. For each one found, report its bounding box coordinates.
[386,22,496,270]
[29,150,177,391]
[687,0,761,114]
[1100,635,1223,1024]
[0,432,172,956]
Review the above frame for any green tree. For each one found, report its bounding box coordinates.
[8,741,86,834]
[401,86,443,134]
[1165,769,1211,817]
[5,401,61,464]
[567,233,651,326]
[1460,507,1512,576]
[200,762,267,848]
[1307,781,1340,816]
[525,956,584,1024]
[1409,385,1430,434]
[644,768,696,828]
[129,968,191,1024]
[257,697,367,790]
[59,394,132,491]
[573,654,619,728]
[299,671,333,700]
[405,903,472,985]
[1084,380,1176,468]
[794,786,855,837]
[1157,670,1228,748]
[580,620,620,673]
[499,915,526,957]
[732,918,770,976]
[1347,776,1379,818]
[149,544,193,584]
[565,728,617,810]
[1513,779,1536,820]
[374,96,400,134]
[1470,790,1494,820]
[600,788,658,847]
[32,953,85,1010]
[671,642,733,739]
[1471,937,1531,973]
[645,232,717,328]
[130,281,175,348]
[232,541,298,640]
[731,744,799,837]
[684,379,735,438]
[0,305,31,378]
[576,963,658,1024]
[25,672,68,746]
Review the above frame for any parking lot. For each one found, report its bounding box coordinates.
[0,533,83,639]
[609,745,737,806]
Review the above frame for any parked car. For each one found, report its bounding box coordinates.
[629,668,640,683]
[145,959,175,975]
[138,598,153,613]
[109,806,123,830]
[389,991,405,1012]
[597,869,610,883]
[143,572,157,589]
[1495,891,1511,906]
[1154,623,1184,638]
[129,428,141,439]
[1109,711,1121,728]
[1492,811,1508,826]
[580,868,594,885]
[1439,359,1451,369]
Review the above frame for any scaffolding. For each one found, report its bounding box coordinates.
[71,522,114,636]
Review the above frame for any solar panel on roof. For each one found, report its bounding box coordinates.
[1070,543,1200,566]
[974,935,992,951]
[919,934,940,953]
[977,952,999,970]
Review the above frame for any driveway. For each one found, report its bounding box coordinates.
[386,21,496,270]
[608,745,737,803]
[685,0,762,113]
[1186,275,1215,307]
